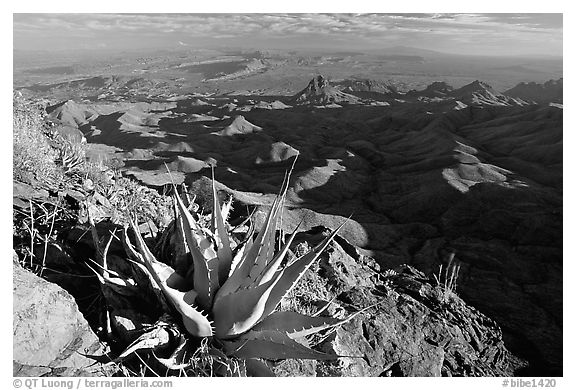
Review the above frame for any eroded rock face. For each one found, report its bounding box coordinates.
[13,263,103,376]
[273,231,519,377]
[293,75,361,105]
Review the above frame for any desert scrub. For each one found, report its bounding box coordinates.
[104,176,173,229]
[13,94,62,187]
[90,169,363,376]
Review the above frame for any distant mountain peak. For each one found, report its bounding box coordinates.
[303,75,330,95]
[451,80,529,107]
[473,80,492,88]
[293,75,361,105]
[407,81,454,98]
[216,115,263,136]
[424,81,454,93]
[333,78,398,95]
[229,115,261,130]
[456,80,495,94]
[231,114,247,123]
[407,79,529,107]
[504,78,563,104]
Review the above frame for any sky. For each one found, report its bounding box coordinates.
[13,13,563,57]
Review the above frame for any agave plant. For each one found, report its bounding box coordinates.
[92,168,360,376]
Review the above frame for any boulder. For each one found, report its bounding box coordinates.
[13,263,104,376]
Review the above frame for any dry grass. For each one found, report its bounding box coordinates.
[109,338,245,377]
[433,253,461,303]
[12,197,75,275]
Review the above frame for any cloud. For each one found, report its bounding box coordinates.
[12,13,562,55]
[13,13,562,37]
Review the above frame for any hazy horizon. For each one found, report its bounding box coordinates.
[13,13,563,57]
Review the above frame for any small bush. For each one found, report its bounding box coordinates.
[102,176,173,228]
[13,95,62,187]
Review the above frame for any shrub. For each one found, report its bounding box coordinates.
[105,176,173,229]
[13,94,62,187]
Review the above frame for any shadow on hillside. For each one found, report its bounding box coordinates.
[157,100,563,377]
[81,111,188,151]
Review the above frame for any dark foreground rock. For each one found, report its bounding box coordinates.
[13,262,104,376]
[273,230,522,376]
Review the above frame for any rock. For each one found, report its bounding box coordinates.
[273,232,519,377]
[13,263,104,376]
[82,178,95,191]
[13,181,50,209]
[293,75,361,105]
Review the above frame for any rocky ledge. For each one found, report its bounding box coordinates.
[273,230,522,376]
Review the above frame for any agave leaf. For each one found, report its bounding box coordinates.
[221,196,234,225]
[154,337,193,370]
[85,258,138,294]
[250,311,344,339]
[173,200,192,270]
[311,296,339,317]
[129,221,213,337]
[228,165,295,293]
[245,171,294,284]
[230,206,257,235]
[121,227,145,264]
[138,268,211,337]
[89,226,131,289]
[261,222,346,320]
[181,182,195,211]
[214,218,254,304]
[256,220,302,286]
[227,238,248,278]
[84,259,140,316]
[224,217,255,277]
[257,303,378,339]
[173,190,219,309]
[232,195,282,289]
[212,273,284,339]
[170,289,214,337]
[129,222,176,284]
[222,329,340,360]
[86,256,123,281]
[122,229,171,312]
[87,216,106,266]
[210,169,233,282]
[245,199,281,284]
[116,326,172,361]
[84,260,107,285]
[100,229,115,267]
[214,228,256,303]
